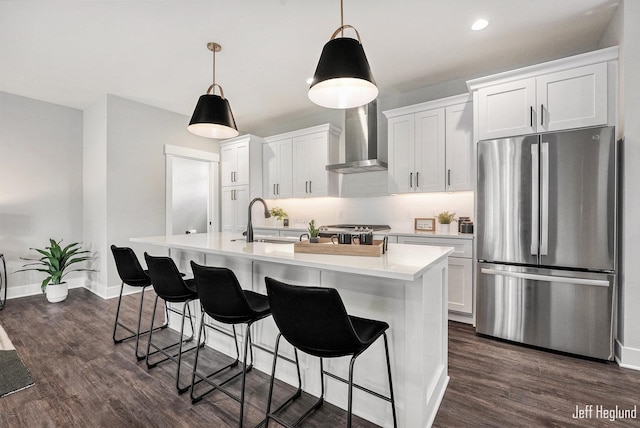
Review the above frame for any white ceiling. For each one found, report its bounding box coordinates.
[0,0,619,134]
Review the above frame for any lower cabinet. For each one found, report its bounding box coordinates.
[396,235,474,320]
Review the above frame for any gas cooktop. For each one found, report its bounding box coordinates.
[319,224,391,235]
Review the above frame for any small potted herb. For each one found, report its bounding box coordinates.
[436,211,456,234]
[269,207,288,226]
[308,220,320,243]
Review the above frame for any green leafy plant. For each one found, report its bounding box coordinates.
[436,211,457,224]
[269,207,288,221]
[17,239,96,292]
[308,219,320,238]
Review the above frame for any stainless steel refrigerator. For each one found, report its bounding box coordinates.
[476,126,617,360]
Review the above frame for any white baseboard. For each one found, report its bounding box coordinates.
[448,311,474,325]
[4,279,137,302]
[615,338,640,371]
[6,277,87,300]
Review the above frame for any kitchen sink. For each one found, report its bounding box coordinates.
[230,237,296,244]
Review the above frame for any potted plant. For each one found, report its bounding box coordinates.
[436,211,457,234]
[308,220,320,243]
[17,239,96,303]
[269,207,288,226]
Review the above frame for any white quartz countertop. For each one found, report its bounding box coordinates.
[131,232,453,282]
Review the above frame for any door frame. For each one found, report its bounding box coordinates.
[164,145,220,236]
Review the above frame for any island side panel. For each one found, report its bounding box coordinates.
[407,257,448,428]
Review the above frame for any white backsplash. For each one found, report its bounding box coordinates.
[259,191,474,231]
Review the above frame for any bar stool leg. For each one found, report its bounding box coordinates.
[383,332,398,428]
[113,283,169,360]
[265,334,304,427]
[348,356,357,428]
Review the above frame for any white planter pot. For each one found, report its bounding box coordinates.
[440,224,450,234]
[45,282,68,303]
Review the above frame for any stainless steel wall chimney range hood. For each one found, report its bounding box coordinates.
[325,100,387,174]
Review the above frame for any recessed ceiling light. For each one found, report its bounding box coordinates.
[471,19,489,31]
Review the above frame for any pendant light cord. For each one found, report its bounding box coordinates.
[340,0,344,37]
[331,0,361,42]
[212,47,216,89]
[206,43,225,99]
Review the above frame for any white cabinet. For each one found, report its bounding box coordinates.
[263,139,292,199]
[221,186,249,233]
[396,235,474,318]
[219,134,263,233]
[536,63,608,132]
[384,94,473,194]
[477,78,536,141]
[445,101,474,192]
[470,47,617,141]
[221,140,250,186]
[264,124,341,199]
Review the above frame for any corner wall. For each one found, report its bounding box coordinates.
[0,92,84,298]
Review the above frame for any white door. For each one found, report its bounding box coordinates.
[165,145,219,236]
[171,157,209,234]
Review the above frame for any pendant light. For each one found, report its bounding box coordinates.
[308,0,378,109]
[188,42,239,139]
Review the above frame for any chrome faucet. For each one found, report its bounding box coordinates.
[246,197,271,243]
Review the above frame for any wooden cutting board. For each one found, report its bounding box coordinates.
[294,238,385,257]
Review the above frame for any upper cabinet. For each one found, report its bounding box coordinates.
[469,47,618,141]
[384,94,473,194]
[263,124,341,199]
[263,138,293,199]
[219,134,263,233]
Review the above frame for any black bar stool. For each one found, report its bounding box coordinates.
[110,245,169,360]
[144,252,201,393]
[189,261,271,428]
[264,277,397,428]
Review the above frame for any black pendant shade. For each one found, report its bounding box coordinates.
[308,37,378,109]
[188,42,239,139]
[188,93,238,139]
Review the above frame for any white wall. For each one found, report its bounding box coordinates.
[614,0,640,369]
[95,95,218,298]
[83,96,108,297]
[0,92,84,297]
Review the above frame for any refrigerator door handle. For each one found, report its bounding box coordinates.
[531,143,539,255]
[480,268,610,287]
[540,142,549,255]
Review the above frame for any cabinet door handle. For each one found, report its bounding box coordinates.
[309,181,312,193]
[540,104,544,126]
[305,181,308,193]
[277,183,280,195]
[410,172,413,188]
[530,106,533,127]
[447,169,451,187]
[416,172,419,188]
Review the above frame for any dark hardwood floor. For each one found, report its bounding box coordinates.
[1,288,639,427]
[435,322,640,427]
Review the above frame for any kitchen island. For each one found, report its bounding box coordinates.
[131,232,453,427]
